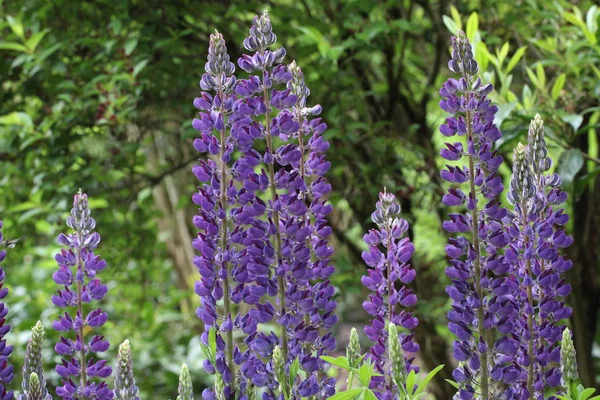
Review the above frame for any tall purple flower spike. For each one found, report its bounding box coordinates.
[506,116,573,397]
[236,12,336,399]
[52,191,112,399]
[439,31,515,399]
[0,221,14,400]
[193,12,337,400]
[361,190,419,398]
[192,30,245,399]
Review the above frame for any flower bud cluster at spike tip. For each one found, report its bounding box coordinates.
[176,364,193,400]
[560,328,578,386]
[439,31,515,399]
[0,221,14,400]
[528,114,551,176]
[200,31,236,92]
[20,322,49,400]
[508,142,536,209]
[448,31,479,76]
[238,11,285,73]
[361,190,419,396]
[52,191,113,400]
[114,340,139,400]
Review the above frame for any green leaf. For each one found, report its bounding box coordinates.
[466,13,479,41]
[493,101,518,127]
[557,149,584,186]
[562,114,584,132]
[579,388,597,400]
[505,46,527,74]
[526,67,541,89]
[208,327,217,360]
[405,370,417,396]
[25,31,47,52]
[552,73,567,101]
[363,389,378,400]
[0,42,29,53]
[88,198,109,208]
[413,365,445,395]
[445,379,460,390]
[357,362,377,387]
[133,59,149,77]
[0,112,33,127]
[320,355,351,370]
[125,38,138,56]
[497,42,509,64]
[442,15,459,35]
[326,388,363,400]
[536,63,546,88]
[450,6,462,29]
[289,357,300,387]
[6,15,25,39]
[586,5,598,33]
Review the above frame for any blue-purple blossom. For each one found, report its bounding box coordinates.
[361,191,419,397]
[52,191,112,399]
[439,31,514,399]
[0,221,14,400]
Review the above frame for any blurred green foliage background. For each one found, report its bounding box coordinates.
[1,0,600,398]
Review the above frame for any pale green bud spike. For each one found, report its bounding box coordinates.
[246,381,257,400]
[214,374,226,400]
[27,372,43,400]
[272,345,286,391]
[176,363,194,400]
[114,340,139,400]
[22,321,49,399]
[388,323,406,387]
[560,328,579,386]
[347,327,361,368]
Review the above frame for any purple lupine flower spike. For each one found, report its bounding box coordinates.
[0,221,14,400]
[194,13,338,399]
[507,143,538,398]
[193,30,243,398]
[235,12,336,398]
[440,31,514,399]
[505,116,573,396]
[52,191,112,400]
[361,190,419,398]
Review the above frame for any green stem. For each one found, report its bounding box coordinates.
[75,232,88,395]
[466,106,489,399]
[346,371,354,390]
[217,84,235,392]
[522,205,534,399]
[262,84,289,397]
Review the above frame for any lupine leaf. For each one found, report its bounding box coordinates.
[326,388,362,400]
[405,370,417,395]
[552,73,567,101]
[505,46,527,74]
[412,365,445,395]
[320,355,350,370]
